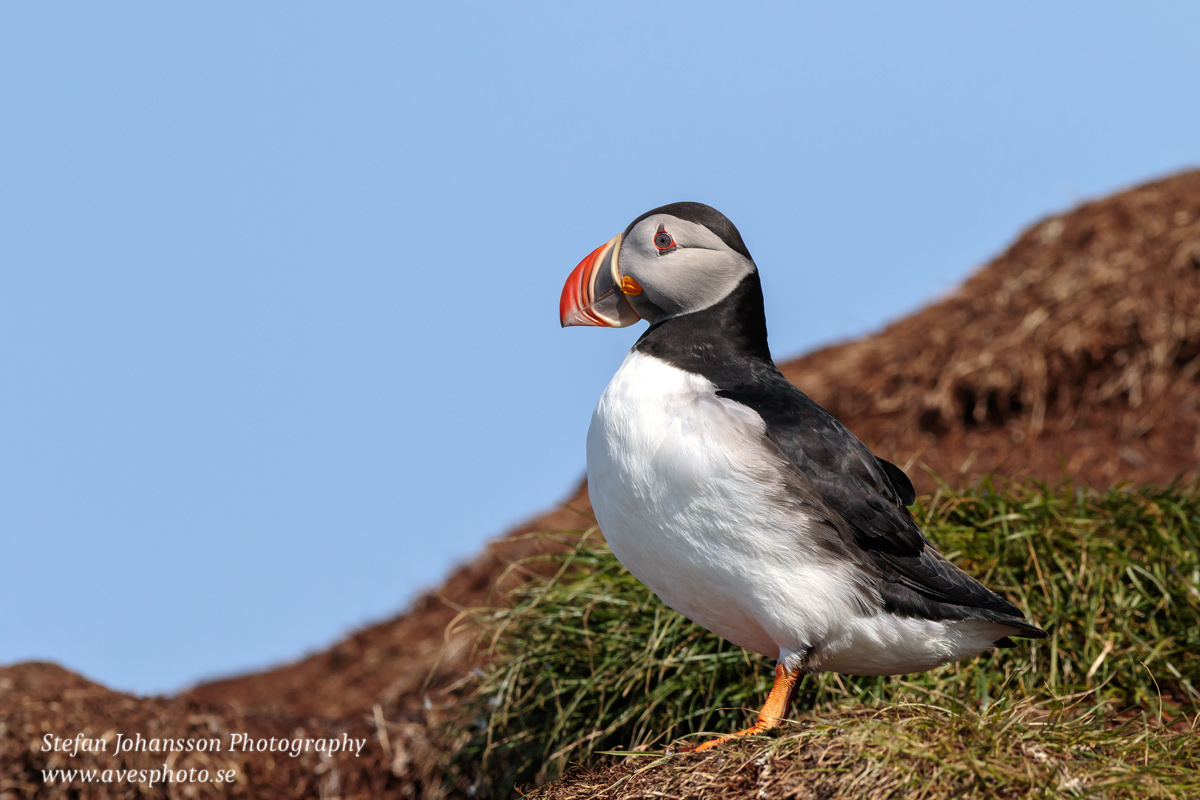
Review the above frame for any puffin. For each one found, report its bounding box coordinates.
[559,202,1046,751]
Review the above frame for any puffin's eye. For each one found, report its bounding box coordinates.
[653,225,675,252]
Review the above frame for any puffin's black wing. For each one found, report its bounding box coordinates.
[875,456,915,506]
[717,374,926,558]
[719,370,1044,635]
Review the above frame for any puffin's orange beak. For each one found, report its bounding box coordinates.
[559,234,641,328]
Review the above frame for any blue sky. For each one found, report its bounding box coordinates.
[2,4,1197,695]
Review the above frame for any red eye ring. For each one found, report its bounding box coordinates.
[653,225,675,252]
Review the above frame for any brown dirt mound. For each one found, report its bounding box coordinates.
[5,170,1200,798]
[786,170,1200,486]
[0,662,399,798]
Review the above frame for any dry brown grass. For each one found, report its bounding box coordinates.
[531,706,1199,800]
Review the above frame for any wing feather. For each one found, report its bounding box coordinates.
[720,371,1044,634]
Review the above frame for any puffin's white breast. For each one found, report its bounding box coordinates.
[585,350,1014,674]
[586,350,864,661]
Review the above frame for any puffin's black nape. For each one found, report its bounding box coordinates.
[624,202,753,262]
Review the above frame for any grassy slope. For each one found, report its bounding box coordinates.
[446,483,1200,798]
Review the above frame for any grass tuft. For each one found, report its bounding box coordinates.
[446,483,1200,797]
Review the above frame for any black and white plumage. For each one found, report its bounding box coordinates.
[560,202,1045,747]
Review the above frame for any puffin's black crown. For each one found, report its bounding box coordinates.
[623,202,752,262]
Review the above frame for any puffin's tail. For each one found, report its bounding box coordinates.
[990,616,1047,648]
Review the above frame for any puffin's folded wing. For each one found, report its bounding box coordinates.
[871,545,1044,634]
[718,379,926,558]
[721,375,1044,635]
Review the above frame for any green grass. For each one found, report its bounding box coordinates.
[446,483,1200,797]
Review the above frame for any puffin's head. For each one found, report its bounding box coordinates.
[559,202,756,328]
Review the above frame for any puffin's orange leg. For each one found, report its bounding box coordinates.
[683,662,802,753]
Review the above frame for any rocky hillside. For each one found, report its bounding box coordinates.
[3,171,1199,798]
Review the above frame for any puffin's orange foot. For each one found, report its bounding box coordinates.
[680,721,776,752]
[673,661,803,753]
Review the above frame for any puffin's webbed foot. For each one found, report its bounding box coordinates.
[675,661,803,753]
